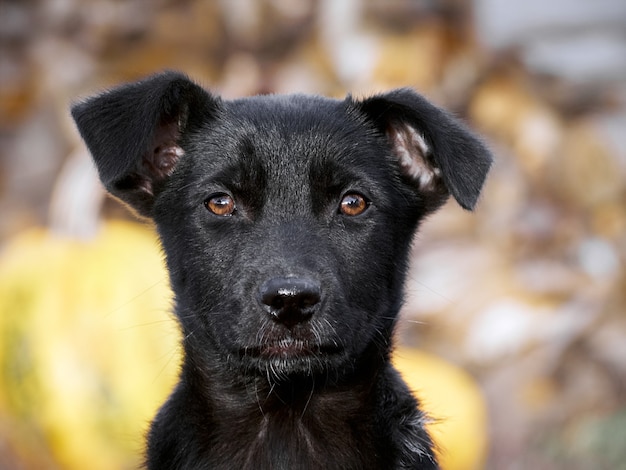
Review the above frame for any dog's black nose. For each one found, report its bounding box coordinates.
[258,277,321,326]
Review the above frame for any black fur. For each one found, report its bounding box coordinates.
[71,71,491,470]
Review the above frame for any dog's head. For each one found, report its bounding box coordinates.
[72,71,491,381]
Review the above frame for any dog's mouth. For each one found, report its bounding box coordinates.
[261,339,314,358]
[241,339,342,360]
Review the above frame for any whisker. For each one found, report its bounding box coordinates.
[103,278,170,319]
[301,375,315,420]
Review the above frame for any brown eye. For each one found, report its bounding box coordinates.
[339,193,369,216]
[204,193,236,216]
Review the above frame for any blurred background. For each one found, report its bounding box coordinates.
[1,0,625,469]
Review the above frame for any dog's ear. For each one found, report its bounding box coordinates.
[352,89,492,211]
[71,71,220,217]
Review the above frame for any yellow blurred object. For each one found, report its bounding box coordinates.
[393,347,489,470]
[0,220,180,470]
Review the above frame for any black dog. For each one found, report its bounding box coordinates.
[71,71,491,469]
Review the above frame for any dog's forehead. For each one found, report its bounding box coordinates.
[224,94,358,145]
[228,93,342,120]
[193,94,378,171]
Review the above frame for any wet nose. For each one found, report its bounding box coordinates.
[258,277,321,327]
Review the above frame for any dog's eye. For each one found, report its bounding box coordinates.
[339,193,369,216]
[204,193,236,216]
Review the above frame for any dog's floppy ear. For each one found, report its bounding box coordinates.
[353,89,492,211]
[71,71,220,217]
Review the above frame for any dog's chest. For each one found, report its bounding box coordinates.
[211,399,379,470]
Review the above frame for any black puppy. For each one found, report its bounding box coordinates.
[71,71,491,470]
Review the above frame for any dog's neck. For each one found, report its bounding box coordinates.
[218,371,374,415]
[207,372,375,436]
[172,350,386,468]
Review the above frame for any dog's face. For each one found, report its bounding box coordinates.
[154,95,431,380]
[72,72,491,381]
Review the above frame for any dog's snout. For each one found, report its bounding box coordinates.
[258,277,321,326]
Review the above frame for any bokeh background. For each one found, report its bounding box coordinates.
[1,0,625,469]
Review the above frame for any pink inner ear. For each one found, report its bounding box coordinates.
[140,120,185,193]
[149,142,185,179]
[387,123,442,192]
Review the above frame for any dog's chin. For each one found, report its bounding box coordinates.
[238,339,344,381]
[258,338,316,358]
